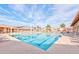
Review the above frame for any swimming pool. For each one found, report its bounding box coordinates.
[11,33,61,50]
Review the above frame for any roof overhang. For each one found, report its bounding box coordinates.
[71,11,79,26]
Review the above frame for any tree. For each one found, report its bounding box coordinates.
[46,24,51,29]
[60,23,65,28]
[45,24,51,32]
[36,25,41,31]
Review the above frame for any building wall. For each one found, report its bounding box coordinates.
[72,20,79,32]
[76,20,79,32]
[0,26,18,33]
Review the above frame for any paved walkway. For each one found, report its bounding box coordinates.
[0,35,79,54]
[47,36,79,54]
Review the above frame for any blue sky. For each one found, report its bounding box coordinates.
[0,4,79,27]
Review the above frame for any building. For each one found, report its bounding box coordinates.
[0,25,18,33]
[71,11,79,32]
[0,25,41,34]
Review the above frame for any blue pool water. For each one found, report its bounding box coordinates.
[11,33,61,50]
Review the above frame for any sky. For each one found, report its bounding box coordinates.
[0,4,79,27]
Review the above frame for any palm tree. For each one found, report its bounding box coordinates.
[59,23,66,33]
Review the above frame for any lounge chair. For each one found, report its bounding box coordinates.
[0,36,9,42]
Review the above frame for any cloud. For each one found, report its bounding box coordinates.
[0,4,79,27]
[0,16,27,26]
[9,4,25,12]
[45,4,79,27]
[0,7,11,14]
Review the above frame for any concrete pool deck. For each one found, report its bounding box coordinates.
[0,34,79,54]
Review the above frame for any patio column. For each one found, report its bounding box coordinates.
[10,28,12,33]
[15,28,18,33]
[4,27,7,33]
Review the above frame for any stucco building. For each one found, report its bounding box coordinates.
[71,11,79,32]
[0,25,19,33]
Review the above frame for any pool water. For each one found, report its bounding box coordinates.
[11,33,61,50]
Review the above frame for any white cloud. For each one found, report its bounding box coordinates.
[0,4,79,27]
[0,16,27,26]
[0,7,11,14]
[9,4,25,12]
[52,4,79,13]
[46,4,79,27]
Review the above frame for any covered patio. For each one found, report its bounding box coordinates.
[0,25,18,33]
